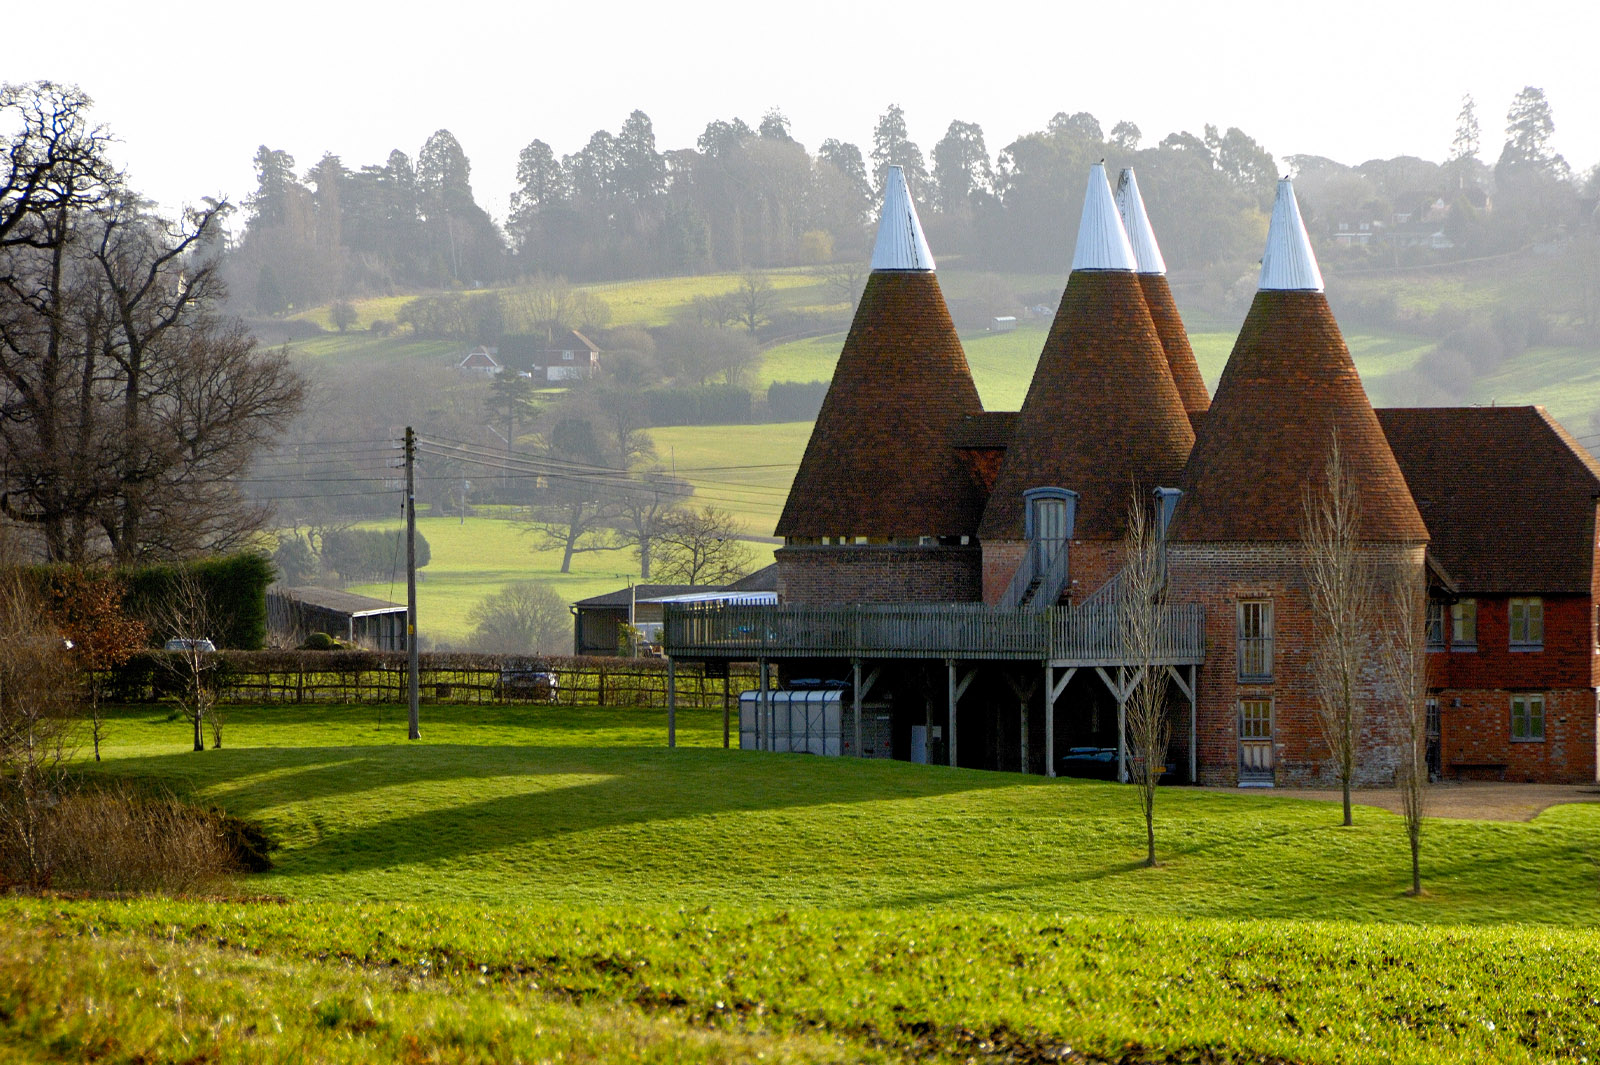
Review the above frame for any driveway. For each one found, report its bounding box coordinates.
[1201,782,1600,822]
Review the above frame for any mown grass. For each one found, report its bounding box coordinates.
[69,705,1600,924]
[6,704,1600,1063]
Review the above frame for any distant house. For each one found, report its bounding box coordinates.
[991,316,1017,332]
[267,587,408,650]
[457,347,503,376]
[536,329,601,382]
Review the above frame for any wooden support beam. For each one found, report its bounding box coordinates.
[1187,664,1198,785]
[1002,671,1039,776]
[758,658,769,751]
[852,659,863,758]
[667,657,677,749]
[947,660,958,768]
[722,680,730,749]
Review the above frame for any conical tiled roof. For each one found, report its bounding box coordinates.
[1173,181,1424,543]
[978,169,1195,542]
[1115,169,1210,416]
[777,183,984,538]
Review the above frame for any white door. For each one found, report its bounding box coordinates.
[1239,699,1274,784]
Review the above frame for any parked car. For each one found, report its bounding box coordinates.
[164,638,216,653]
[497,668,558,703]
[1056,746,1178,782]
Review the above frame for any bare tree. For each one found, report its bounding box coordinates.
[468,580,570,654]
[819,261,866,312]
[652,505,754,586]
[1301,439,1377,827]
[523,493,623,574]
[616,470,691,579]
[731,270,776,335]
[1120,490,1172,867]
[153,572,223,751]
[1380,560,1430,895]
[0,571,80,887]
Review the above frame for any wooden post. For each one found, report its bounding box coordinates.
[758,658,769,751]
[1020,698,1030,774]
[667,657,677,748]
[1187,665,1198,784]
[1044,664,1055,778]
[722,676,730,749]
[852,658,864,758]
[405,426,420,741]
[1116,666,1127,784]
[947,659,958,768]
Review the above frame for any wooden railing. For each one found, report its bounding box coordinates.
[664,601,1205,665]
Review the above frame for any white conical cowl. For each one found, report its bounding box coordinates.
[1070,163,1137,272]
[1114,168,1167,275]
[869,165,935,271]
[1258,178,1324,291]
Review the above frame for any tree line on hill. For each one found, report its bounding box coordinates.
[228,89,1596,318]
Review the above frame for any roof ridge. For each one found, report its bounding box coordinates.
[869,165,935,272]
[1114,168,1166,275]
[1070,164,1137,272]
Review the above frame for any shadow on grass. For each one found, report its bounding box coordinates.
[93,744,1010,883]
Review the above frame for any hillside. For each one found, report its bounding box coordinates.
[269,261,1600,646]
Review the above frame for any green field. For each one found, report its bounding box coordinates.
[5,705,1600,1063]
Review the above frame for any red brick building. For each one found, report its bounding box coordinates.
[667,163,1599,787]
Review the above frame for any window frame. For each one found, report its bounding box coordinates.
[1451,599,1478,651]
[1237,599,1274,683]
[1510,692,1546,742]
[1509,597,1544,651]
[1425,600,1445,650]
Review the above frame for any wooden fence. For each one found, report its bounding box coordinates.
[107,650,756,710]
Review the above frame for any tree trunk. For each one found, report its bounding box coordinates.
[1342,781,1352,827]
[1410,835,1421,895]
[192,709,203,752]
[1145,805,1156,867]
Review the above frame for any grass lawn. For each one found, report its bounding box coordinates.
[342,515,670,648]
[5,704,1600,1063]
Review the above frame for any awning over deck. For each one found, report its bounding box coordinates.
[662,600,1204,668]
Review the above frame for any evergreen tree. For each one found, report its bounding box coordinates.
[870,104,928,197]
[1450,94,1480,162]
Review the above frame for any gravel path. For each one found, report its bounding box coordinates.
[1199,782,1600,822]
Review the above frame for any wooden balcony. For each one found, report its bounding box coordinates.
[663,600,1205,667]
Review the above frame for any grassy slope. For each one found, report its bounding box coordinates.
[6,706,1600,1064]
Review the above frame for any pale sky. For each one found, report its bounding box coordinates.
[17,0,1598,225]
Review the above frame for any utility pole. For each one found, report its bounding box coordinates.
[405,426,420,740]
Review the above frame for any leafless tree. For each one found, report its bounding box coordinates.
[153,572,224,751]
[1301,439,1377,827]
[522,493,623,574]
[1120,490,1172,867]
[468,580,570,654]
[652,505,754,586]
[0,571,81,887]
[731,270,776,335]
[819,261,867,312]
[1380,560,1430,895]
[616,470,691,579]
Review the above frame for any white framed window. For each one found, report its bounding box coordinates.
[1509,598,1544,650]
[1511,693,1545,742]
[1451,599,1477,650]
[1238,600,1273,682]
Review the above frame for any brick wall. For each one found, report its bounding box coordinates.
[981,539,1124,605]
[1169,541,1424,787]
[777,544,982,604]
[1437,687,1597,783]
[1432,595,1597,690]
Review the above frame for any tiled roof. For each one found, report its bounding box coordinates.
[1172,289,1426,543]
[575,584,699,609]
[1139,274,1210,417]
[978,270,1195,542]
[949,412,1018,450]
[776,270,987,537]
[1377,406,1600,593]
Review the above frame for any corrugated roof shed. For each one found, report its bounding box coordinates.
[1377,406,1600,593]
[274,587,406,616]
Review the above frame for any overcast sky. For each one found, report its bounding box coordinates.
[17,0,1597,224]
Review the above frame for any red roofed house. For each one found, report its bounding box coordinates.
[662,164,1599,787]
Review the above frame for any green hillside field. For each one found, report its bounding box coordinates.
[5,704,1599,1063]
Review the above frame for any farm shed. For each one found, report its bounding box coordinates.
[267,587,408,651]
